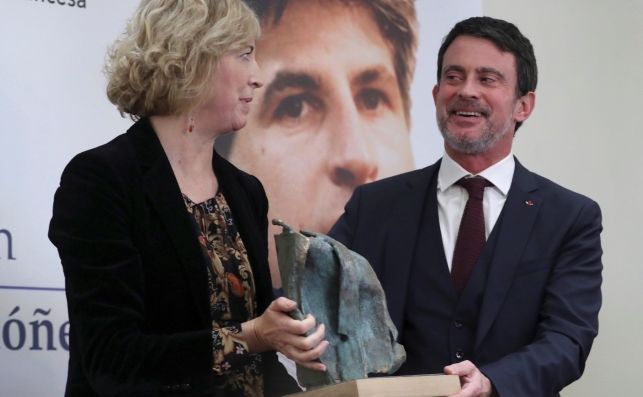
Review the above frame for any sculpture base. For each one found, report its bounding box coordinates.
[285,374,461,397]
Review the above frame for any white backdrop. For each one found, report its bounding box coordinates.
[0,1,481,395]
[482,2,643,395]
[1,2,140,396]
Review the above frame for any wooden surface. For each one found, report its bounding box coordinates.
[285,374,461,397]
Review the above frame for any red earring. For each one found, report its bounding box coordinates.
[188,118,194,133]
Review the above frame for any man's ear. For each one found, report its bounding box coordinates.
[432,84,439,104]
[514,91,536,123]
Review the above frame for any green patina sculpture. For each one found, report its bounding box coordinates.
[273,220,406,389]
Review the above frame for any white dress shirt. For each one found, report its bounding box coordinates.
[437,153,515,271]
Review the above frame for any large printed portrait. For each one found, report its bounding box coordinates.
[217,0,482,287]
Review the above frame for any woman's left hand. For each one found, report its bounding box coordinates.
[243,297,329,371]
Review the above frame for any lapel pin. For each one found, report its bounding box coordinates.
[525,200,535,206]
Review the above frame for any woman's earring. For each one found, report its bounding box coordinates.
[188,117,195,133]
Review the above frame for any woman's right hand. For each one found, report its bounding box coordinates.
[244,297,329,371]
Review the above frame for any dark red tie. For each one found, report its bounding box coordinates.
[451,177,492,294]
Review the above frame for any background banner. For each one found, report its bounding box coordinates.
[0,1,481,395]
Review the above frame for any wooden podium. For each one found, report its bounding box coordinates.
[285,374,461,397]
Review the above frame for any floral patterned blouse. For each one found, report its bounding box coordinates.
[183,192,263,397]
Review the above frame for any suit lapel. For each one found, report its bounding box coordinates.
[474,159,542,349]
[130,119,210,324]
[382,161,440,330]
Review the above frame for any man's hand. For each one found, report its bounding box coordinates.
[445,360,493,397]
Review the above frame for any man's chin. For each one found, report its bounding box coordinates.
[441,127,488,154]
[443,135,486,154]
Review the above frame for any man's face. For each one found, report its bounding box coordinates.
[433,35,533,159]
[229,0,413,283]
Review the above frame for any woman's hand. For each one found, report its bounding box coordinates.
[243,297,329,371]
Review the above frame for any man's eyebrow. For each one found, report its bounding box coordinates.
[442,64,466,75]
[441,65,507,81]
[262,71,320,106]
[477,67,506,80]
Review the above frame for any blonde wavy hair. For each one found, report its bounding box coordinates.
[105,0,260,118]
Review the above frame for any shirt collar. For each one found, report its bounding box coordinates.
[437,152,515,196]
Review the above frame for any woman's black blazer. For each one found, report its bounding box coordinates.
[49,118,297,397]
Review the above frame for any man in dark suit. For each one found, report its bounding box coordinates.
[329,16,602,397]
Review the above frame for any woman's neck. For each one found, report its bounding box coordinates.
[150,115,219,202]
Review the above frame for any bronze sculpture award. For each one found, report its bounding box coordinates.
[273,220,406,389]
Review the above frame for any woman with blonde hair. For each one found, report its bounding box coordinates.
[49,1,327,396]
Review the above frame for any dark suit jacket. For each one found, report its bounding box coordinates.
[329,158,603,396]
[49,119,298,397]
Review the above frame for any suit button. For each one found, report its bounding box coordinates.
[453,319,463,328]
[455,350,464,360]
[180,383,191,393]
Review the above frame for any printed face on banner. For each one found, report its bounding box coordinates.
[225,0,414,285]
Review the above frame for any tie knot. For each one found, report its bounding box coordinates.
[457,176,492,200]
